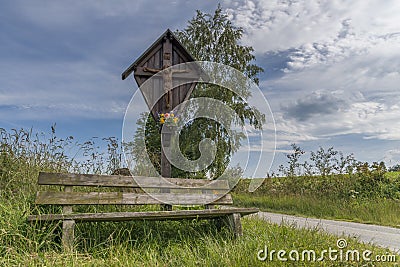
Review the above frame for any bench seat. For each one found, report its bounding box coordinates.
[28,208,258,222]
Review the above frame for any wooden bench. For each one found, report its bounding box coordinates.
[28,172,259,250]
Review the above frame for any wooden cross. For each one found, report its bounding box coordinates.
[122,29,202,121]
[142,65,187,109]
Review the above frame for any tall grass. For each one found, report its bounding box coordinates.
[0,126,126,262]
[0,127,397,266]
[1,216,395,266]
[0,127,123,201]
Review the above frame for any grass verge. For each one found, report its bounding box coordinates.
[1,212,396,266]
[233,193,400,228]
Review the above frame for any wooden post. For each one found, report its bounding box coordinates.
[161,131,171,178]
[228,213,243,237]
[161,129,172,211]
[62,186,75,251]
[160,35,173,211]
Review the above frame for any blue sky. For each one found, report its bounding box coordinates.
[1,0,400,173]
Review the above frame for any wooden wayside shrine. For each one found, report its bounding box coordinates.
[122,29,205,207]
[28,29,259,251]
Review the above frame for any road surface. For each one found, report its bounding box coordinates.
[254,211,400,253]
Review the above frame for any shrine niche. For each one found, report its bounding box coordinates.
[122,29,202,121]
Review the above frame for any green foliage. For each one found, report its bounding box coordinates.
[389,164,400,172]
[176,5,264,179]
[277,144,388,179]
[386,170,400,179]
[175,4,263,85]
[127,113,161,176]
[310,147,338,177]
[131,5,265,179]
[278,144,305,177]
[235,171,400,201]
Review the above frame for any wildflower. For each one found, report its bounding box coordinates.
[158,112,178,125]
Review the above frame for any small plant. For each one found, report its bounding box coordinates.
[389,164,400,172]
[278,143,305,177]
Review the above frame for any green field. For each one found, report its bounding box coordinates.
[386,171,400,179]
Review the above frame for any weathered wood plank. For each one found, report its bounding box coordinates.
[35,192,234,205]
[62,220,75,251]
[134,67,200,79]
[28,208,259,222]
[38,172,229,190]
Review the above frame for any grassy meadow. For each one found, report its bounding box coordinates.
[233,172,400,227]
[0,127,398,266]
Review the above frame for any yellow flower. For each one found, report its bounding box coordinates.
[160,118,165,124]
[160,113,165,117]
[170,113,174,117]
[173,117,178,123]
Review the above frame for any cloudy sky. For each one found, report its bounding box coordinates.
[1,0,400,172]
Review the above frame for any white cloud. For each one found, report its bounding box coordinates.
[226,0,347,52]
[224,0,400,169]
[225,0,400,54]
[225,0,400,88]
[273,99,400,144]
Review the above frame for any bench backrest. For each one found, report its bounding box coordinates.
[35,172,233,206]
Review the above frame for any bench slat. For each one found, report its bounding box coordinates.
[28,208,259,222]
[35,191,233,205]
[38,172,229,190]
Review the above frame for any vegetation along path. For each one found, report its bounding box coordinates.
[254,211,400,253]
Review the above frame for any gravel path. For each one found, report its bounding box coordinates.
[253,211,400,253]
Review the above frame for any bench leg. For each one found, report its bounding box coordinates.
[228,213,243,237]
[62,220,75,252]
[160,188,172,211]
